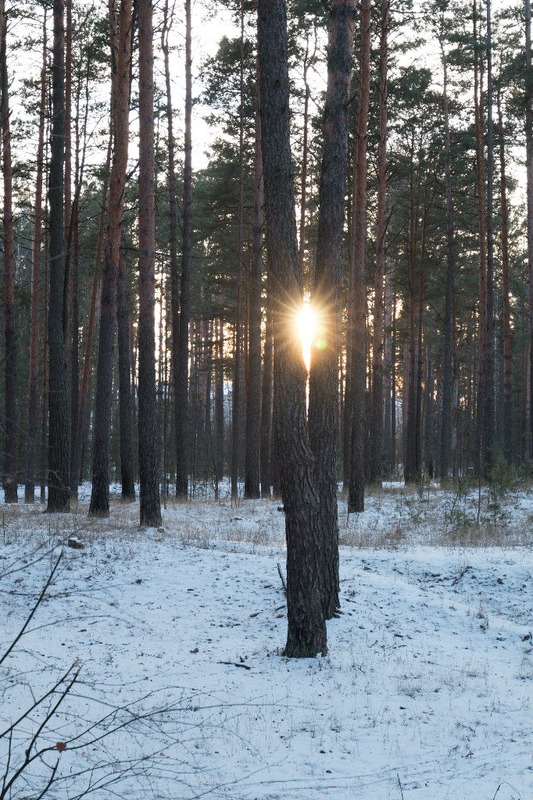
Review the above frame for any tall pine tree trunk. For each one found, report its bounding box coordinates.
[258,0,326,657]
[25,8,47,503]
[244,75,264,499]
[497,88,512,461]
[1,2,18,503]
[439,33,456,480]
[47,0,70,513]
[117,244,136,499]
[138,0,161,526]
[483,0,495,474]
[214,317,225,493]
[308,0,356,616]
[369,0,389,486]
[526,0,533,459]
[473,0,488,477]
[175,0,192,500]
[231,2,246,502]
[260,278,274,497]
[89,0,133,516]
[348,0,371,513]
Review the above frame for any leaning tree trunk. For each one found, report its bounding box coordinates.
[138,0,161,526]
[47,0,70,513]
[0,2,18,503]
[258,0,326,658]
[308,0,356,617]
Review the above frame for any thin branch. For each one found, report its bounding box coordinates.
[0,550,63,666]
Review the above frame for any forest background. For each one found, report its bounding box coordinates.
[0,0,532,535]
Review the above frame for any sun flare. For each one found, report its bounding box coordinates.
[296,301,318,371]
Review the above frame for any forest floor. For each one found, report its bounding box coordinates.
[1,481,533,800]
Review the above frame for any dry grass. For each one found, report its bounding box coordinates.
[1,484,533,553]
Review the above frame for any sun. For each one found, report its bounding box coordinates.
[296,301,318,371]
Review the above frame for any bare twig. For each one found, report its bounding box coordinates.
[0,550,63,667]
[277,562,287,596]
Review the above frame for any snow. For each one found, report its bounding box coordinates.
[1,484,532,800]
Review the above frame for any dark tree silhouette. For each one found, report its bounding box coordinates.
[258,0,327,658]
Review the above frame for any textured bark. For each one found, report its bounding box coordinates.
[117,246,136,500]
[258,0,326,657]
[368,0,389,486]
[439,34,455,481]
[298,32,314,276]
[25,9,47,503]
[89,0,133,517]
[47,0,71,513]
[382,280,395,475]
[138,0,161,526]
[244,78,264,500]
[473,0,488,477]
[174,0,192,500]
[308,0,355,617]
[162,0,181,502]
[497,90,512,461]
[348,0,371,513]
[0,2,18,503]
[403,135,419,485]
[483,0,495,475]
[260,278,274,497]
[526,0,533,459]
[231,3,246,502]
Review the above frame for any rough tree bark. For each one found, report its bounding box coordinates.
[526,0,533,459]
[368,0,389,486]
[137,0,161,526]
[0,1,18,503]
[47,0,71,513]
[244,72,264,500]
[439,30,456,481]
[348,0,371,512]
[25,9,47,503]
[258,0,326,657]
[497,88,512,461]
[89,0,133,516]
[308,0,356,617]
[175,0,192,501]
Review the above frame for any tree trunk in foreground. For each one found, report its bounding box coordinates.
[308,0,356,618]
[258,0,326,658]
[526,0,533,460]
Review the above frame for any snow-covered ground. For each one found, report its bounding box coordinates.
[1,483,532,800]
